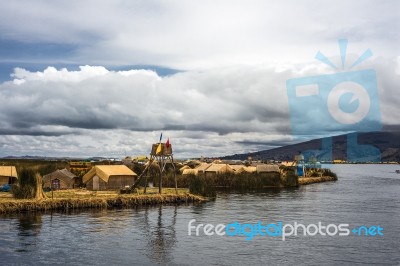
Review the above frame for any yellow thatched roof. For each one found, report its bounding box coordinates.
[230,165,245,174]
[182,169,198,175]
[205,164,233,173]
[83,165,137,183]
[195,163,212,172]
[243,166,257,173]
[179,165,191,172]
[43,168,76,181]
[144,161,161,170]
[256,164,280,173]
[281,161,295,167]
[0,166,18,178]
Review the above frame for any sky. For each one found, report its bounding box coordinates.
[0,0,399,158]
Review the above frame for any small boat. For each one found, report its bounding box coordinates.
[396,170,400,174]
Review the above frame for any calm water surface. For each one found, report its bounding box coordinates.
[0,164,399,265]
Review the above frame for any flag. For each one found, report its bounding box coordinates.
[165,138,170,148]
[156,143,162,155]
[159,133,163,142]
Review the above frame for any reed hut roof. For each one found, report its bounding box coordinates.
[0,166,18,178]
[43,168,76,180]
[280,161,295,167]
[83,165,137,183]
[256,164,280,173]
[243,166,257,173]
[179,165,191,172]
[43,168,76,187]
[205,164,233,173]
[144,161,161,171]
[182,169,198,175]
[195,163,212,172]
[186,159,201,164]
[230,165,245,173]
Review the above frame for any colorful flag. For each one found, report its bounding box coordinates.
[159,133,163,142]
[156,143,162,155]
[165,138,170,148]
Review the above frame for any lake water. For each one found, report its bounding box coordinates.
[0,164,399,265]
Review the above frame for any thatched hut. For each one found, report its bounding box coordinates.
[179,165,191,173]
[0,166,18,185]
[83,165,137,191]
[195,163,212,174]
[205,164,234,177]
[256,164,281,186]
[280,161,295,167]
[43,168,77,190]
[243,166,257,173]
[230,165,246,174]
[256,164,280,174]
[182,168,198,175]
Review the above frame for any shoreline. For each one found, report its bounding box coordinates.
[298,176,338,185]
[0,193,207,214]
[0,175,339,214]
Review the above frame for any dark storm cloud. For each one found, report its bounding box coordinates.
[235,140,295,147]
[0,66,293,137]
[1,58,399,139]
[0,128,75,137]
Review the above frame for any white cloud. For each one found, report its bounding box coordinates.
[0,59,398,157]
[1,65,290,134]
[0,0,399,157]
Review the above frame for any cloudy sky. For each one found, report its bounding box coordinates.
[0,0,399,158]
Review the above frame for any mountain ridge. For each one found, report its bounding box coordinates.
[222,131,400,162]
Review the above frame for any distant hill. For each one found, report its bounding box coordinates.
[0,155,116,162]
[222,131,400,162]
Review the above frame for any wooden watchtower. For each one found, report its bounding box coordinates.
[130,143,177,194]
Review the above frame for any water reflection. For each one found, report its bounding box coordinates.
[16,212,42,252]
[0,164,398,265]
[142,205,177,264]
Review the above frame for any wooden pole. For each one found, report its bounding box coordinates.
[171,155,177,194]
[158,155,163,194]
[144,174,147,194]
[130,157,154,192]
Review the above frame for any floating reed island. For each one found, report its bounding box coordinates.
[161,164,338,191]
[0,188,206,214]
[298,176,338,185]
[0,158,338,214]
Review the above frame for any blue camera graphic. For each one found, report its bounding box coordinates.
[286,40,382,162]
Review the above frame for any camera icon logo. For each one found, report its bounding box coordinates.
[286,39,381,162]
[287,69,381,135]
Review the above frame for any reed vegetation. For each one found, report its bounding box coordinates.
[0,188,205,213]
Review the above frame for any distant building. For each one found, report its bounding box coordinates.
[83,165,137,190]
[230,165,245,174]
[43,168,77,190]
[280,161,295,167]
[179,165,192,173]
[195,163,212,174]
[182,169,198,175]
[0,166,18,185]
[256,164,280,174]
[69,161,92,176]
[186,163,279,179]
[243,166,257,173]
[333,160,346,164]
[204,164,234,177]
[122,156,133,164]
[256,165,281,187]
